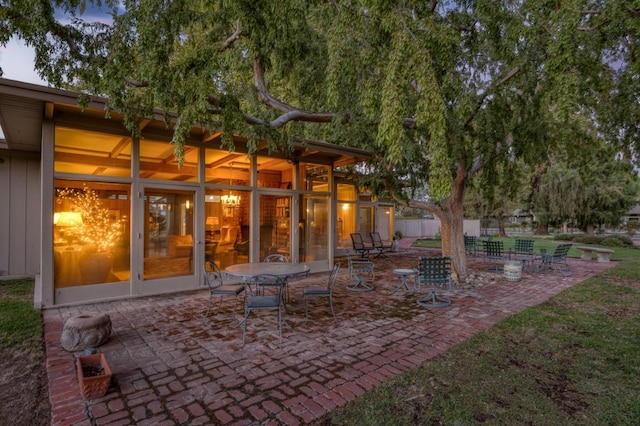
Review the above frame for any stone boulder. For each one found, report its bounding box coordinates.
[61,313,112,352]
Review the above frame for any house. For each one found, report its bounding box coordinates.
[0,78,394,307]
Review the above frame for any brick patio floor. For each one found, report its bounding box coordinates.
[44,242,615,425]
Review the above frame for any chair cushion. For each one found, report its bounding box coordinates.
[304,287,329,295]
[246,295,280,308]
[212,285,244,296]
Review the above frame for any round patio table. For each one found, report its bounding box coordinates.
[226,262,310,328]
[392,268,417,293]
[225,262,310,280]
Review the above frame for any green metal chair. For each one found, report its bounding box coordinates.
[536,243,573,276]
[416,256,452,308]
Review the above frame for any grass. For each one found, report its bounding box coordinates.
[0,278,43,353]
[412,236,631,261]
[317,241,640,425]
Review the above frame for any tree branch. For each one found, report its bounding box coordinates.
[464,66,520,127]
[252,56,341,127]
[222,21,242,49]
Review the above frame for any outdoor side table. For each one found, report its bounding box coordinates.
[392,268,417,293]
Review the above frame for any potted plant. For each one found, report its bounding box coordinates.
[76,353,112,399]
[57,187,122,283]
[392,230,403,252]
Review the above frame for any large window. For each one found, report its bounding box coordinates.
[53,180,130,288]
[140,140,199,181]
[54,127,131,177]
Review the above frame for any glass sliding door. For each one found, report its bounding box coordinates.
[259,194,291,261]
[358,206,375,243]
[301,195,329,262]
[143,189,195,280]
[375,206,394,241]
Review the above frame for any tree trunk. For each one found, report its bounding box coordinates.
[534,223,549,235]
[405,160,469,279]
[438,204,467,279]
[498,217,507,237]
[436,163,468,279]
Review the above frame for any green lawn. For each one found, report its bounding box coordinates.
[317,241,640,425]
[0,278,43,353]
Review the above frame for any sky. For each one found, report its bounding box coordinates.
[0,3,115,86]
[0,4,113,139]
[0,38,46,85]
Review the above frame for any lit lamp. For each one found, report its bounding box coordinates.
[54,211,83,243]
[206,216,219,231]
[221,162,241,208]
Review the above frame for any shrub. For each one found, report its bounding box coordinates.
[573,235,604,245]
[601,235,635,248]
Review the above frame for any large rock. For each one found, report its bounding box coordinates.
[61,313,112,352]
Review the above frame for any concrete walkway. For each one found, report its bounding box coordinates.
[44,245,614,425]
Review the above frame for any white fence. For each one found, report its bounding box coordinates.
[395,219,481,238]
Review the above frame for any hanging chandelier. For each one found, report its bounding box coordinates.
[221,162,241,207]
[221,193,241,207]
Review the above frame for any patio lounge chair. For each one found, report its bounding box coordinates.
[303,263,341,322]
[369,232,393,257]
[350,233,373,257]
[202,261,245,324]
[416,256,452,308]
[536,243,573,276]
[346,250,375,292]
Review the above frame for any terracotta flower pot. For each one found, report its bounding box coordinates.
[76,353,112,399]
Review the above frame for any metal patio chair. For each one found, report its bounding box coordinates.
[264,254,289,263]
[202,261,245,324]
[242,274,284,344]
[536,243,573,276]
[350,233,373,257]
[415,256,452,308]
[482,240,508,271]
[509,238,536,271]
[369,232,393,257]
[303,263,341,322]
[345,250,375,292]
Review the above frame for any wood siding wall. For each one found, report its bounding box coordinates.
[0,154,41,277]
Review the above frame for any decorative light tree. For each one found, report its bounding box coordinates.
[57,186,122,283]
[57,187,121,252]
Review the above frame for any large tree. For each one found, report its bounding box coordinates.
[2,1,637,277]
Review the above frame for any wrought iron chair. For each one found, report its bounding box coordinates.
[350,233,373,257]
[205,241,218,264]
[242,274,284,344]
[264,254,289,263]
[369,232,393,257]
[303,263,341,322]
[202,261,244,324]
[536,243,573,276]
[345,250,375,292]
[262,253,293,302]
[415,256,452,308]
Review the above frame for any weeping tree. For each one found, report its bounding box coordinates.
[2,0,637,278]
